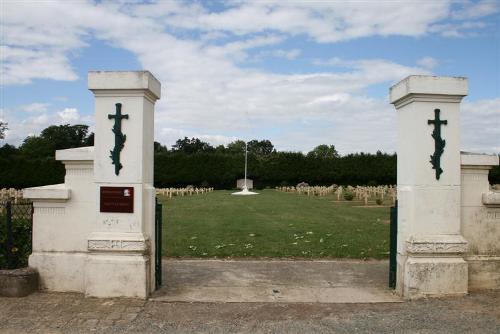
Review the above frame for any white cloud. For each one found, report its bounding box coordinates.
[1,104,92,145]
[0,46,78,85]
[166,1,452,42]
[2,0,495,85]
[255,48,301,61]
[429,20,487,37]
[204,35,285,62]
[21,103,50,113]
[461,98,500,153]
[451,0,499,20]
[417,57,439,70]
[57,108,80,123]
[1,1,498,154]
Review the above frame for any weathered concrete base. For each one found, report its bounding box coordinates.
[152,259,401,303]
[85,254,150,298]
[0,267,38,297]
[466,256,500,290]
[29,252,86,292]
[403,257,468,299]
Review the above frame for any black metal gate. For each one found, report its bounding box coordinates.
[1,199,34,270]
[388,200,398,289]
[154,198,163,289]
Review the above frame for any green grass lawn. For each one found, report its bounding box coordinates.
[159,190,391,259]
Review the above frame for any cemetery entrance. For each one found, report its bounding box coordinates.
[151,187,401,303]
[24,71,496,301]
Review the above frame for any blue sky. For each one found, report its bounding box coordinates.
[1,0,499,153]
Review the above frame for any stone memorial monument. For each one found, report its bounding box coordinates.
[236,179,253,190]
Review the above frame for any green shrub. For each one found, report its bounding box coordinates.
[343,192,354,201]
[0,214,32,269]
[376,198,383,205]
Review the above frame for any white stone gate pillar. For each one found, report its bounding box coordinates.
[390,75,469,299]
[85,71,161,298]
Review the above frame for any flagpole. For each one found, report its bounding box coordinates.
[231,139,258,195]
[244,141,248,189]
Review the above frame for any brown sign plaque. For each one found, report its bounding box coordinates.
[100,186,134,213]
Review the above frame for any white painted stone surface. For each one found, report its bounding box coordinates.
[56,146,94,161]
[390,75,468,104]
[29,253,87,292]
[460,152,500,290]
[482,192,500,206]
[24,147,95,292]
[403,257,468,297]
[23,184,70,200]
[86,71,160,298]
[85,254,150,298]
[88,71,161,99]
[24,71,161,299]
[390,75,469,299]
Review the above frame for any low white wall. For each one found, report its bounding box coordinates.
[24,147,94,292]
[461,152,500,290]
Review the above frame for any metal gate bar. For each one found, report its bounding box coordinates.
[388,200,398,289]
[155,198,163,289]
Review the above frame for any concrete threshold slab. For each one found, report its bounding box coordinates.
[151,286,401,303]
[151,259,402,303]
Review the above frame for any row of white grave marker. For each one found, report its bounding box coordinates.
[275,185,397,205]
[351,185,397,204]
[156,187,214,198]
[2,187,216,203]
[276,185,336,196]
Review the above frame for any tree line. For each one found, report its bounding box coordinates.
[0,124,498,189]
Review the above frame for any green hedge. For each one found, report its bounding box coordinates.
[0,156,65,189]
[1,151,498,190]
[154,151,397,188]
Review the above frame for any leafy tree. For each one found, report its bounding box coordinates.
[19,136,54,158]
[0,121,7,139]
[226,140,246,154]
[247,139,275,156]
[215,145,226,153]
[41,124,91,150]
[307,144,339,159]
[154,141,168,153]
[226,139,275,156]
[172,137,214,154]
[84,132,94,146]
[19,124,93,158]
[0,144,18,158]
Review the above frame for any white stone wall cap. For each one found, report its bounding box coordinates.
[390,75,468,104]
[55,146,94,162]
[88,71,161,99]
[23,184,71,200]
[460,152,499,167]
[482,191,500,207]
